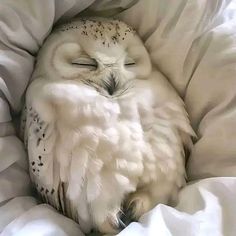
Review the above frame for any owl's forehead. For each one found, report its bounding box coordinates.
[58,18,136,47]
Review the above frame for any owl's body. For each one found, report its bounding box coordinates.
[22,18,193,234]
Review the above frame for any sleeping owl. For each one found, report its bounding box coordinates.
[21,17,194,234]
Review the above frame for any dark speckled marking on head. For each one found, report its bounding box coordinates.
[37,138,41,146]
[58,18,136,48]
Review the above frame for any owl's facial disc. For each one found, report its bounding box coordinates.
[71,54,136,97]
[36,18,152,98]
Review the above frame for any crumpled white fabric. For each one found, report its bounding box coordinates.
[1,0,236,235]
[118,177,236,236]
[1,204,84,236]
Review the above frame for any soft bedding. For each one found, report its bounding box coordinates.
[0,0,236,235]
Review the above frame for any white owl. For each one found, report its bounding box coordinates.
[21,18,194,234]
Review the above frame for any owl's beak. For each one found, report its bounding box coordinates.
[117,218,127,230]
[103,74,118,96]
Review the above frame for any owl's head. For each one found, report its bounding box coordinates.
[34,18,151,97]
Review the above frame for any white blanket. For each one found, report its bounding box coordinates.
[0,0,236,235]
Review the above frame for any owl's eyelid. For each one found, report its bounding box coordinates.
[125,62,136,66]
[72,57,97,67]
[72,62,97,67]
[125,57,136,66]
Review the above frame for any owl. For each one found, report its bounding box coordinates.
[21,17,194,234]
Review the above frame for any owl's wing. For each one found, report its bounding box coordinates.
[24,101,62,205]
[22,78,69,212]
[22,78,96,230]
[135,71,195,189]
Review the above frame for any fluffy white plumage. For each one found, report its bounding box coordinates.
[21,17,194,234]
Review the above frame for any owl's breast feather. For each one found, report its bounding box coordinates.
[25,72,192,230]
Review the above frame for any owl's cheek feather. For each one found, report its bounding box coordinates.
[27,79,119,125]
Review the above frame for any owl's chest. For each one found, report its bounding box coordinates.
[28,98,145,178]
[25,84,187,233]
